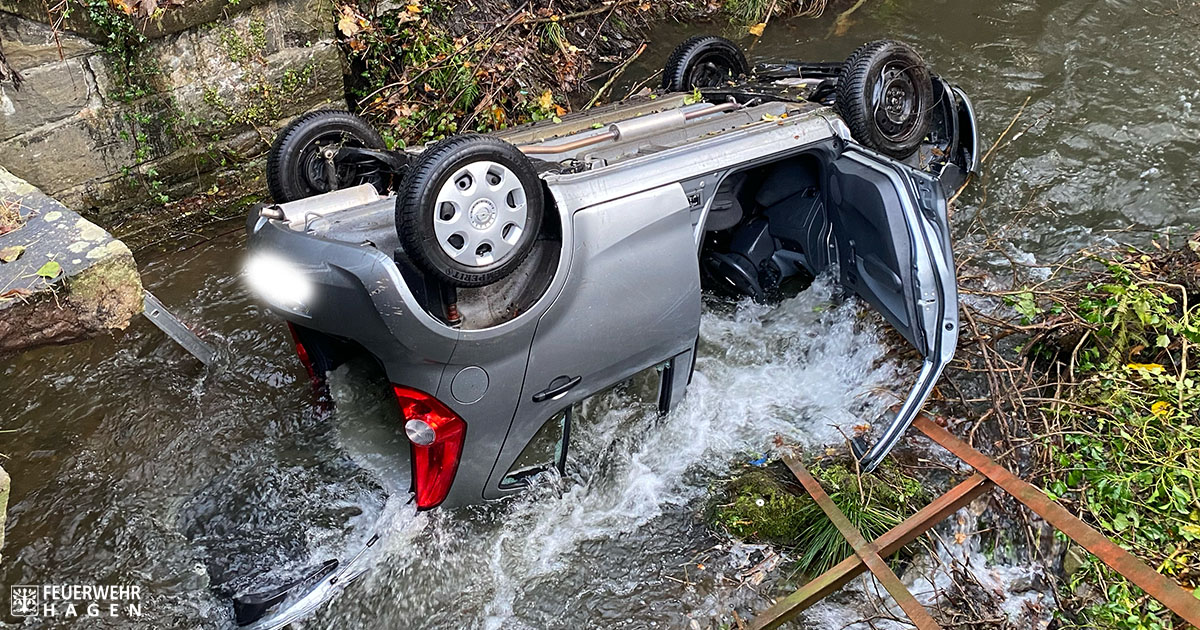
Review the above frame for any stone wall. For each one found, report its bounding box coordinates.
[0,0,346,218]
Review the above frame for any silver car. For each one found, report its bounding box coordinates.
[245,36,976,518]
[238,35,977,628]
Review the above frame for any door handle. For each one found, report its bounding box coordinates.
[532,375,581,403]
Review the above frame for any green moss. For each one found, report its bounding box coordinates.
[203,62,316,129]
[220,18,269,64]
[711,459,924,575]
[67,249,143,328]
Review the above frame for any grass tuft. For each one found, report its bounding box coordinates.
[710,459,924,575]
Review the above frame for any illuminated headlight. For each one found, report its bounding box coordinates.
[243,254,314,312]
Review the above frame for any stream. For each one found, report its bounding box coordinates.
[2,0,1198,627]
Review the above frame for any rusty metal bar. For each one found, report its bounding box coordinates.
[750,472,990,630]
[780,452,943,630]
[912,415,1200,627]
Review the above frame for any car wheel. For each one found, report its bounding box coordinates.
[267,110,388,203]
[835,40,933,159]
[396,134,544,288]
[661,35,750,92]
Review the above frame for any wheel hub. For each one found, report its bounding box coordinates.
[873,64,919,140]
[468,198,497,230]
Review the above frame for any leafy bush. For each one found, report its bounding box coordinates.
[1026,255,1200,628]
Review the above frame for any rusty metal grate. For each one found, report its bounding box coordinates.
[749,415,1200,629]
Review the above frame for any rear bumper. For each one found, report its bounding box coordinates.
[245,207,547,509]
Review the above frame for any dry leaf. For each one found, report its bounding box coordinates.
[337,6,362,37]
[748,22,766,36]
[0,245,25,263]
[0,288,32,300]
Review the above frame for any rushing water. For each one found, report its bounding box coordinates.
[3,0,1198,627]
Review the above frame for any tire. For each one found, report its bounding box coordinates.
[396,134,544,288]
[267,110,387,203]
[835,40,933,159]
[661,35,750,92]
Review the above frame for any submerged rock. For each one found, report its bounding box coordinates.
[0,166,142,356]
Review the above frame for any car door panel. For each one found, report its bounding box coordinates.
[826,148,958,470]
[483,183,702,498]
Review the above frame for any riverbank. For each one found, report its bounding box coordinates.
[332,0,835,146]
[953,232,1200,628]
[707,231,1200,629]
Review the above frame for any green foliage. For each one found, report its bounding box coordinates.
[346,13,477,143]
[1029,257,1200,629]
[338,2,579,145]
[80,0,157,101]
[202,62,315,130]
[721,0,774,23]
[711,460,923,575]
[220,19,268,64]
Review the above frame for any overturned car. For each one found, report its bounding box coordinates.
[245,36,977,518]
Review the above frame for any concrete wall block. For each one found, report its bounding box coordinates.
[0,165,143,356]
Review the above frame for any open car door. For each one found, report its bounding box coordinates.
[825,147,959,471]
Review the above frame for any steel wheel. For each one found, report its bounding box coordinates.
[872,61,921,143]
[835,40,933,159]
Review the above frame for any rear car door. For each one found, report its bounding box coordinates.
[825,147,958,470]
[483,183,703,497]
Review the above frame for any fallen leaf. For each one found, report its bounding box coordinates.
[0,245,24,263]
[406,2,421,12]
[852,423,871,435]
[554,104,566,116]
[37,260,61,279]
[337,6,362,37]
[537,89,554,111]
[1126,362,1164,373]
[748,22,766,36]
[0,288,32,300]
[954,531,968,545]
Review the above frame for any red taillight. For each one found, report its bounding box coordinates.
[285,323,317,380]
[392,385,466,510]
